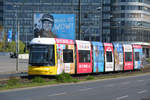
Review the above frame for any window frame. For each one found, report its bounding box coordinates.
[78,50,91,63]
[125,52,132,62]
[63,49,74,63]
[106,51,113,62]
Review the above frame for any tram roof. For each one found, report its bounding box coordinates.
[30,38,55,45]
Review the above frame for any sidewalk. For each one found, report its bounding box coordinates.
[0,55,28,76]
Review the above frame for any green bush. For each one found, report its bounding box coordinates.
[7,78,20,86]
[0,42,5,52]
[0,40,26,53]
[19,40,26,54]
[56,72,75,83]
[86,75,95,80]
[7,41,16,53]
[146,58,150,63]
[32,77,45,83]
[72,78,79,83]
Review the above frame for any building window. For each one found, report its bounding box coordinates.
[121,0,125,2]
[121,6,125,10]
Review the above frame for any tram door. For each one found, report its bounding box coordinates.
[92,42,104,73]
[104,43,114,72]
[76,40,92,74]
[123,44,133,71]
[55,38,75,74]
[113,43,123,71]
[133,45,143,70]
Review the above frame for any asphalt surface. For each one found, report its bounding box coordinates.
[0,74,150,100]
[0,55,28,74]
[0,55,28,79]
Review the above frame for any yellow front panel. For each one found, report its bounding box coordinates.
[28,66,57,75]
[54,44,58,74]
[28,44,58,75]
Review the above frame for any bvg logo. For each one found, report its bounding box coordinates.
[106,47,111,51]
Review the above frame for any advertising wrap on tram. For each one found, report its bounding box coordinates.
[113,43,123,71]
[104,43,114,72]
[29,37,143,76]
[133,45,143,69]
[123,44,133,70]
[55,38,75,74]
[76,40,93,74]
[92,42,104,73]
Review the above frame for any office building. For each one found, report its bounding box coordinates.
[0,0,3,41]
[1,0,104,43]
[111,0,150,42]
[0,0,150,45]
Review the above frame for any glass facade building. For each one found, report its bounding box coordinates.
[0,0,150,44]
[0,0,2,26]
[1,0,103,43]
[102,0,111,42]
[111,0,150,42]
[0,0,3,41]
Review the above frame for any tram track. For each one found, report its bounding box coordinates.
[0,64,149,81]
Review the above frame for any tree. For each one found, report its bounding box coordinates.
[0,25,6,52]
[7,41,16,52]
[19,40,25,54]
[0,41,5,52]
[3,40,25,54]
[0,25,26,53]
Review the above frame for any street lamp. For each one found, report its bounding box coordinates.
[117,21,120,41]
[13,4,20,72]
[137,22,142,41]
[82,6,102,41]
[78,0,102,41]
[96,7,102,11]
[96,6,102,42]
[78,0,81,40]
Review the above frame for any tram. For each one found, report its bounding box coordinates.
[28,38,143,75]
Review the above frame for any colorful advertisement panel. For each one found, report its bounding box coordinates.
[34,13,75,40]
[55,38,74,45]
[123,44,133,70]
[92,42,104,72]
[56,39,75,74]
[104,43,114,72]
[76,40,92,74]
[133,45,143,69]
[113,43,123,71]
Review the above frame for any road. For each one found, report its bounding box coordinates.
[0,74,150,100]
[0,55,28,74]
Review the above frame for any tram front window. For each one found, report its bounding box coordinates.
[29,45,55,66]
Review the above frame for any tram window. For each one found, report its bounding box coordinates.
[106,51,112,62]
[135,52,139,61]
[79,50,91,63]
[29,45,55,66]
[29,45,49,65]
[63,49,73,63]
[125,52,132,61]
[49,45,55,66]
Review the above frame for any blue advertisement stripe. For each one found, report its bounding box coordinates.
[92,42,104,72]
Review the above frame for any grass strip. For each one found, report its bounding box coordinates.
[0,68,150,91]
